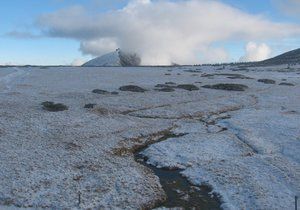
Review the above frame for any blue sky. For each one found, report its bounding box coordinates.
[0,0,299,65]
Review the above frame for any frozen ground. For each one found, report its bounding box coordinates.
[0,64,299,209]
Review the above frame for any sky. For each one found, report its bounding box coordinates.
[0,0,300,65]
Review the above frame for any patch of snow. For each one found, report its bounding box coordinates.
[137,65,300,209]
[0,64,299,209]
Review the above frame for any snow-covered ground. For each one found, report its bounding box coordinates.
[0,64,299,209]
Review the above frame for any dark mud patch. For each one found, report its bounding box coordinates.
[165,82,177,85]
[257,79,276,84]
[155,87,176,92]
[119,85,147,92]
[279,82,295,86]
[227,75,253,79]
[176,84,199,91]
[184,69,202,73]
[202,83,248,91]
[134,133,221,210]
[92,89,119,95]
[84,103,96,109]
[201,73,252,79]
[92,89,110,94]
[93,107,111,115]
[41,101,68,112]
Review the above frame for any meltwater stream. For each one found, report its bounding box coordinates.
[134,133,221,209]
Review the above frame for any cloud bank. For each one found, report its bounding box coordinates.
[5,31,42,39]
[37,0,300,65]
[71,58,87,66]
[240,42,271,62]
[273,0,300,18]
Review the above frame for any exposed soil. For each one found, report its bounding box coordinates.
[176,84,199,91]
[41,101,68,112]
[257,79,276,84]
[279,82,295,86]
[119,85,147,92]
[202,83,248,91]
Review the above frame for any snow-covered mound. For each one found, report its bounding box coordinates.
[82,49,141,67]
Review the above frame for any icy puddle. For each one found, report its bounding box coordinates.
[134,133,221,209]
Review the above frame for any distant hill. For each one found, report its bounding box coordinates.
[82,49,141,67]
[259,48,300,65]
[82,48,300,67]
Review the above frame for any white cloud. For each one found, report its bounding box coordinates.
[80,38,118,55]
[0,62,13,66]
[273,0,300,18]
[129,0,151,5]
[37,0,300,65]
[5,31,42,39]
[240,42,272,62]
[71,58,86,66]
[198,47,230,64]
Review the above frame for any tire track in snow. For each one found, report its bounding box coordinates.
[0,67,27,92]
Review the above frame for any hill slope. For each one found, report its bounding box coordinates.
[83,49,141,67]
[260,48,300,65]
